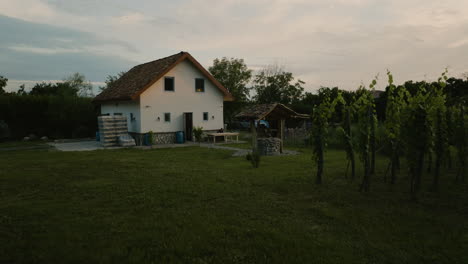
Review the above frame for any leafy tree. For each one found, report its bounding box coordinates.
[208,58,252,125]
[30,82,78,97]
[100,71,126,92]
[253,64,304,106]
[17,84,27,95]
[209,58,252,102]
[30,82,76,97]
[64,72,94,97]
[444,77,468,105]
[293,91,319,114]
[0,75,7,94]
[29,73,93,97]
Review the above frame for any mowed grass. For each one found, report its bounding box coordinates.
[0,146,467,263]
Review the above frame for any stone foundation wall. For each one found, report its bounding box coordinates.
[257,137,281,156]
[153,132,176,144]
[129,132,176,145]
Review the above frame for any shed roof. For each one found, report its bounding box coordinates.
[236,103,310,120]
[93,51,233,103]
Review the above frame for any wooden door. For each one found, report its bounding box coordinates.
[184,113,193,141]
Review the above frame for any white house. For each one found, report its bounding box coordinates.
[93,51,233,144]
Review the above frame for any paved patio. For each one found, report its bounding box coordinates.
[48,140,299,156]
[48,141,109,151]
[48,140,245,152]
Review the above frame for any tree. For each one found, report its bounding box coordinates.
[208,58,252,125]
[29,73,93,97]
[100,72,126,92]
[30,82,77,97]
[253,64,305,106]
[0,75,7,94]
[17,84,27,95]
[64,73,94,97]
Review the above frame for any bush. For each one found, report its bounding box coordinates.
[0,94,98,139]
[193,126,204,142]
[246,151,261,168]
[0,120,10,141]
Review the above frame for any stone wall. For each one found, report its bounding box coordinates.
[257,137,281,156]
[129,132,175,145]
[153,132,176,144]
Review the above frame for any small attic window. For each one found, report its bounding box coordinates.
[165,77,174,91]
[195,78,205,92]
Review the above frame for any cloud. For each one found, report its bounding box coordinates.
[8,45,81,54]
[0,15,135,84]
[1,0,468,92]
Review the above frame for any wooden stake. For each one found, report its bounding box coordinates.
[250,120,257,151]
[280,118,285,153]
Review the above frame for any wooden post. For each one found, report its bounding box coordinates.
[250,119,257,151]
[280,118,285,153]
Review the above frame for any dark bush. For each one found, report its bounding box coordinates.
[0,94,98,139]
[0,120,10,141]
[246,151,261,168]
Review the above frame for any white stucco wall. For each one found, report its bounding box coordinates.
[139,60,224,133]
[100,100,141,133]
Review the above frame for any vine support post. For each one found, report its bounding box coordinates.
[250,120,257,152]
[279,118,285,154]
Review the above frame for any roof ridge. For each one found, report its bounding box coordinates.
[134,51,186,68]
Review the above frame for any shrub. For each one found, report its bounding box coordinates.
[0,94,97,139]
[246,150,261,168]
[148,131,154,146]
[193,126,204,142]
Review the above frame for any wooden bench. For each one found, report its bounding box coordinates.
[207,132,239,143]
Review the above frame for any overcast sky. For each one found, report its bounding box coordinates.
[1,0,468,93]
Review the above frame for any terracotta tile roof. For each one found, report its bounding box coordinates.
[93,51,233,102]
[236,103,310,120]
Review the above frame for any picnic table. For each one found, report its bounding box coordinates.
[207,132,239,143]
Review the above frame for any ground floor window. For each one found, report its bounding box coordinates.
[203,112,209,121]
[164,113,171,122]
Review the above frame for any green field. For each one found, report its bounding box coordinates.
[1,146,467,263]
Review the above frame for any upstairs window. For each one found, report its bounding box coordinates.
[203,112,209,121]
[164,113,171,122]
[165,77,174,91]
[195,78,205,92]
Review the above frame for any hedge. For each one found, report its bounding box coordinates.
[0,94,98,139]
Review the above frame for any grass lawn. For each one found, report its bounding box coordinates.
[1,146,467,263]
[221,142,251,149]
[0,140,49,149]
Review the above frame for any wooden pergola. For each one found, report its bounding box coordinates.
[236,103,309,153]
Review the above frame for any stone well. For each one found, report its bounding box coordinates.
[257,137,281,156]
